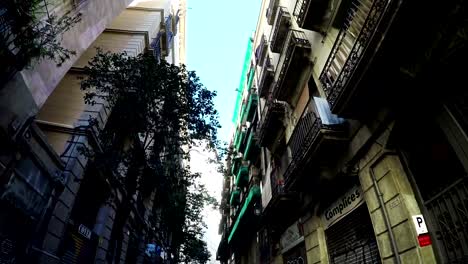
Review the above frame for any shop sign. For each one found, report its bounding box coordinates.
[78,224,92,239]
[322,185,364,228]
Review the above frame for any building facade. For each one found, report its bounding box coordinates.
[218,0,468,263]
[0,0,186,263]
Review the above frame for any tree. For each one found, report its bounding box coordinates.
[80,49,220,263]
[1,0,81,85]
[179,182,217,263]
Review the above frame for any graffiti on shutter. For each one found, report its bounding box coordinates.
[325,204,381,264]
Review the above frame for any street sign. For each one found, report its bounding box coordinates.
[418,233,432,247]
[78,224,92,239]
[412,215,428,235]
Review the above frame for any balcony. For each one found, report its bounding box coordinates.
[270,7,291,53]
[255,35,268,66]
[294,0,330,32]
[261,153,299,227]
[257,100,286,149]
[233,123,247,152]
[230,189,241,206]
[257,57,274,98]
[266,0,280,25]
[271,30,311,103]
[239,90,259,125]
[243,129,259,162]
[319,0,390,113]
[283,98,347,189]
[235,163,249,188]
[228,185,261,245]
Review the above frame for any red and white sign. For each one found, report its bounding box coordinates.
[412,215,432,247]
[418,233,432,247]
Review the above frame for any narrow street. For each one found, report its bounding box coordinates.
[1,0,467,263]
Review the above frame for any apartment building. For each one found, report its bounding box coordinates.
[218,0,467,263]
[0,0,186,263]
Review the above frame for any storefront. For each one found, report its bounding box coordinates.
[398,114,468,263]
[280,222,307,264]
[60,223,99,263]
[322,185,381,264]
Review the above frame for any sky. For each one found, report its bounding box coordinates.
[186,0,262,262]
[186,0,262,143]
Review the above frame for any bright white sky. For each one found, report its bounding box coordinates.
[186,1,262,262]
[190,146,223,264]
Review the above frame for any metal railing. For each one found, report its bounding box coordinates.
[271,29,310,99]
[283,102,322,185]
[289,111,321,163]
[255,35,267,66]
[294,0,310,26]
[319,0,389,107]
[258,56,274,97]
[270,6,291,53]
[257,99,285,145]
[266,0,279,25]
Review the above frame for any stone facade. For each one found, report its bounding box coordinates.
[217,0,468,263]
[0,0,186,263]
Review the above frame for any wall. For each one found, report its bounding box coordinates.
[21,0,133,109]
[303,216,328,264]
[74,32,148,68]
[108,8,162,40]
[34,2,177,262]
[359,150,437,263]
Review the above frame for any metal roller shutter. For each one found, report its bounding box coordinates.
[325,204,381,264]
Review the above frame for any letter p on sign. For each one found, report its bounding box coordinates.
[412,215,428,235]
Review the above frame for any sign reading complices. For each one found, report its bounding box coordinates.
[322,185,364,228]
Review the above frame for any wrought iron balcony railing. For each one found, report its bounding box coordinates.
[294,0,329,31]
[319,0,388,109]
[257,56,274,98]
[257,99,286,146]
[294,0,310,27]
[266,0,280,25]
[282,97,347,187]
[283,111,322,186]
[271,30,311,101]
[255,34,268,66]
[270,7,291,53]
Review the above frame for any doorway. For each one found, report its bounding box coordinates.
[399,118,468,263]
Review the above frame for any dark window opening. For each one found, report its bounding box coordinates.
[70,166,110,228]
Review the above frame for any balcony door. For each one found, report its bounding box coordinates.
[399,114,468,263]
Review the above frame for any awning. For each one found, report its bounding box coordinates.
[228,185,261,243]
[230,189,241,206]
[232,38,253,124]
[216,232,229,261]
[235,165,249,187]
[231,156,241,176]
[239,103,248,129]
[243,131,258,161]
[242,92,258,124]
[235,129,246,151]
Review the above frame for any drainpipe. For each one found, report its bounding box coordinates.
[369,151,402,264]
